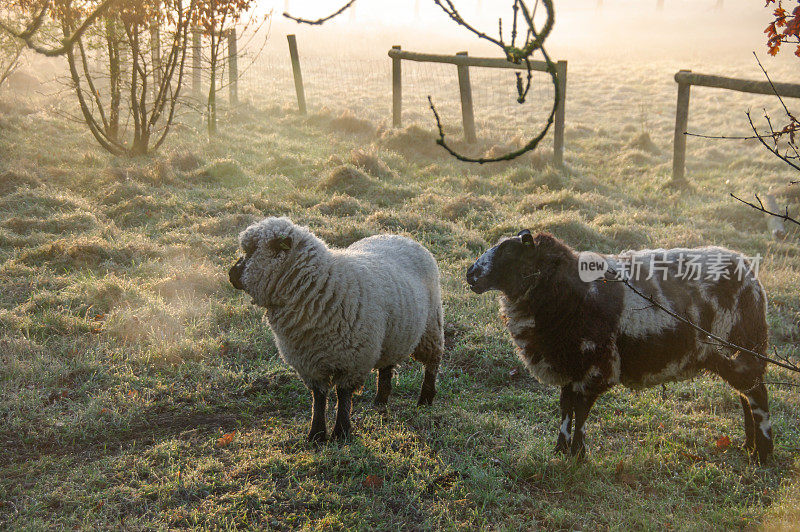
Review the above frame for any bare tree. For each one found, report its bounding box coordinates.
[58,0,195,156]
[193,0,264,135]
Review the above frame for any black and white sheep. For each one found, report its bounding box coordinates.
[229,217,444,441]
[466,230,773,461]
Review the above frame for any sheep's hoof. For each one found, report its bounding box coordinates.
[307,429,327,443]
[570,445,587,462]
[553,441,570,455]
[417,393,435,406]
[751,448,772,465]
[331,425,352,441]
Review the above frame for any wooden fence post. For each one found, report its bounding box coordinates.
[192,27,201,99]
[554,60,568,167]
[456,51,477,144]
[228,28,238,106]
[392,45,402,128]
[287,34,306,114]
[671,70,692,185]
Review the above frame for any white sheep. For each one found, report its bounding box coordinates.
[229,217,444,441]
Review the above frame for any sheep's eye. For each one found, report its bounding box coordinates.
[268,236,292,253]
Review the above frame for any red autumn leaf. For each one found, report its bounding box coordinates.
[362,475,383,489]
[715,435,731,449]
[680,450,703,462]
[216,431,236,447]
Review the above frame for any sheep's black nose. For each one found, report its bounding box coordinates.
[229,257,245,290]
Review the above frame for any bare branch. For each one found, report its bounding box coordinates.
[606,268,800,374]
[730,193,800,228]
[283,0,356,25]
[0,0,119,57]
[428,0,559,163]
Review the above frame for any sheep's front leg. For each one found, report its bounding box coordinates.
[555,386,574,455]
[375,365,394,406]
[331,386,354,440]
[570,392,600,459]
[308,386,328,442]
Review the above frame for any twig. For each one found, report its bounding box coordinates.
[283,0,356,25]
[730,193,800,228]
[428,0,559,163]
[607,267,800,374]
[0,0,119,57]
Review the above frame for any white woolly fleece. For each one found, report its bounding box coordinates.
[237,217,443,391]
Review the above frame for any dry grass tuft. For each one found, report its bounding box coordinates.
[197,214,261,237]
[2,212,100,235]
[170,151,203,172]
[0,170,42,194]
[379,125,443,158]
[349,149,394,179]
[626,132,661,154]
[441,194,497,221]
[19,236,157,269]
[329,110,376,136]
[320,165,375,196]
[192,159,248,187]
[315,194,365,216]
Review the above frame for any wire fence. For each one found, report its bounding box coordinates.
[238,37,558,145]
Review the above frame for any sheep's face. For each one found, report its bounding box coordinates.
[229,217,298,307]
[467,229,563,297]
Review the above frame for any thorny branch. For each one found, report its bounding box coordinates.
[0,0,119,57]
[283,0,356,25]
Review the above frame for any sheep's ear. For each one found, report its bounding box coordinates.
[268,236,292,252]
[518,229,534,245]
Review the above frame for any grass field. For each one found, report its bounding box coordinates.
[1,37,800,529]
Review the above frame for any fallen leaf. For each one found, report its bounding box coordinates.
[362,475,383,489]
[715,436,731,449]
[680,450,703,462]
[216,431,236,448]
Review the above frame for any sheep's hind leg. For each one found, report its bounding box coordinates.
[745,384,773,463]
[375,365,394,406]
[554,386,574,455]
[739,395,756,452]
[704,352,772,462]
[413,327,443,406]
[331,386,355,440]
[570,391,600,459]
[308,386,328,443]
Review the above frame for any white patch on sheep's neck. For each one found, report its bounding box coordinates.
[526,358,570,386]
[580,339,596,353]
